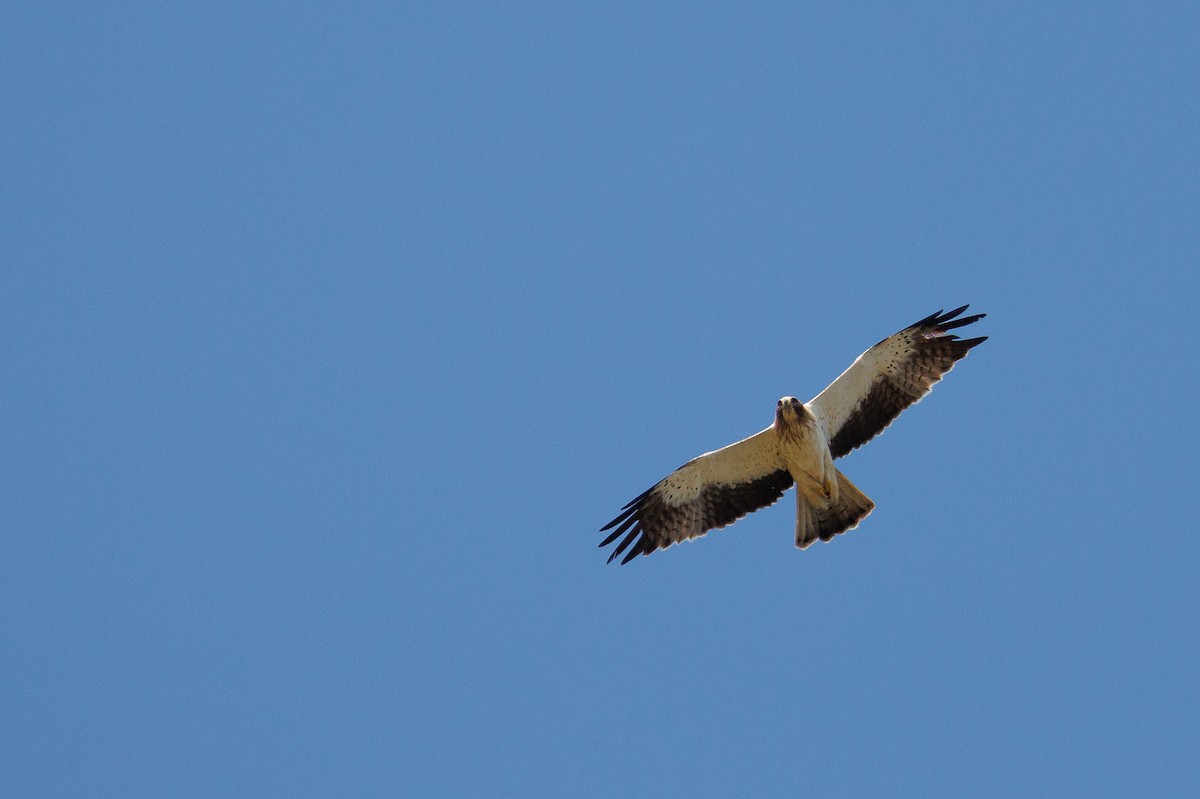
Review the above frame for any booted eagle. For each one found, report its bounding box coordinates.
[599,306,987,564]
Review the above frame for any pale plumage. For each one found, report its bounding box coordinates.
[599,306,986,564]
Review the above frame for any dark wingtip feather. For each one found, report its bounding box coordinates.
[599,510,638,545]
[600,487,651,562]
[910,304,988,332]
[598,527,624,548]
[620,487,653,512]
[620,538,645,565]
[938,313,985,331]
[607,528,641,563]
[599,503,637,532]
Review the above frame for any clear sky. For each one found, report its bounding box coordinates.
[3,2,1198,796]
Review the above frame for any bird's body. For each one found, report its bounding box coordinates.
[774,397,876,548]
[599,306,987,564]
[775,397,833,505]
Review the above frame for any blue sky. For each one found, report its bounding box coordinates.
[3,2,1198,796]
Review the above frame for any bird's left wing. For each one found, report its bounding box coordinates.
[807,305,987,459]
[599,427,792,564]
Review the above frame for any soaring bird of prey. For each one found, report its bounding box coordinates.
[599,306,987,564]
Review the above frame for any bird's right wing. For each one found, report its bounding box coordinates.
[599,427,792,564]
[806,306,987,459]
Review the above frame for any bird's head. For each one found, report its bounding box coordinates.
[774,396,807,427]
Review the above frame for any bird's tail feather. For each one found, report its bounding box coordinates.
[795,469,876,549]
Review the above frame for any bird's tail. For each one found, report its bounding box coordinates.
[795,469,876,549]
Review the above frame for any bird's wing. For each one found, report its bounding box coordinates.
[806,305,987,459]
[599,427,792,564]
